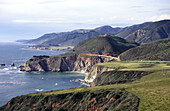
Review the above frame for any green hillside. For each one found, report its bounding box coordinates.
[0,88,139,111]
[72,35,138,56]
[92,61,170,110]
[119,39,170,61]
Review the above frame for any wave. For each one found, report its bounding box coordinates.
[35,89,44,92]
[0,67,24,74]
[70,79,74,82]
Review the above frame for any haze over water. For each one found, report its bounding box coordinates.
[0,42,86,106]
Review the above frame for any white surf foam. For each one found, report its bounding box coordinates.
[35,89,44,92]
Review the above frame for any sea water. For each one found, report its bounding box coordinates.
[0,42,86,106]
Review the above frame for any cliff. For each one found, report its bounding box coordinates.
[84,61,170,86]
[21,54,114,73]
[0,88,139,111]
[84,65,150,86]
[85,66,114,83]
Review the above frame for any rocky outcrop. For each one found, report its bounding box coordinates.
[85,66,114,83]
[21,54,114,73]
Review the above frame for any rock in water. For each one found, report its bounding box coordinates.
[0,64,5,66]
[11,62,15,67]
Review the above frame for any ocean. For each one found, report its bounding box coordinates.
[0,42,86,106]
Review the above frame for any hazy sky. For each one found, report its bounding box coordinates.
[0,0,170,41]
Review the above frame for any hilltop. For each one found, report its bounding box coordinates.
[72,35,138,56]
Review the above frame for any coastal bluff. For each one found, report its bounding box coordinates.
[20,35,138,83]
[21,54,114,73]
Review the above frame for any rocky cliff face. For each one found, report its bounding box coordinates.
[22,54,114,74]
[85,66,113,83]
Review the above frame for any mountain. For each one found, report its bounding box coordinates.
[118,20,170,43]
[24,22,152,46]
[72,35,139,56]
[119,39,170,61]
[116,22,152,38]
[26,32,67,45]
[26,26,119,46]
[16,39,29,42]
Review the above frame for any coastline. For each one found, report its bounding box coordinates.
[29,46,73,51]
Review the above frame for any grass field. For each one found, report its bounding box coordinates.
[96,61,170,71]
[28,61,170,111]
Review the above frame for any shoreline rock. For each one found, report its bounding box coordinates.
[0,64,5,66]
[19,54,116,84]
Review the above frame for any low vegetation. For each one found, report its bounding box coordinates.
[93,71,151,86]
[119,39,170,61]
[0,88,139,111]
[73,35,138,56]
[96,61,170,71]
[93,61,170,110]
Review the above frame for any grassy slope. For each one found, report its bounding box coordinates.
[119,39,170,61]
[73,35,138,56]
[1,88,139,111]
[93,71,151,86]
[96,61,170,71]
[48,70,170,111]
[94,61,170,110]
[126,70,170,111]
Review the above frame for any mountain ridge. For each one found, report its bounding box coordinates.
[22,21,155,46]
[119,20,170,43]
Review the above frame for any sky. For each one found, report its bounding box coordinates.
[0,0,170,41]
